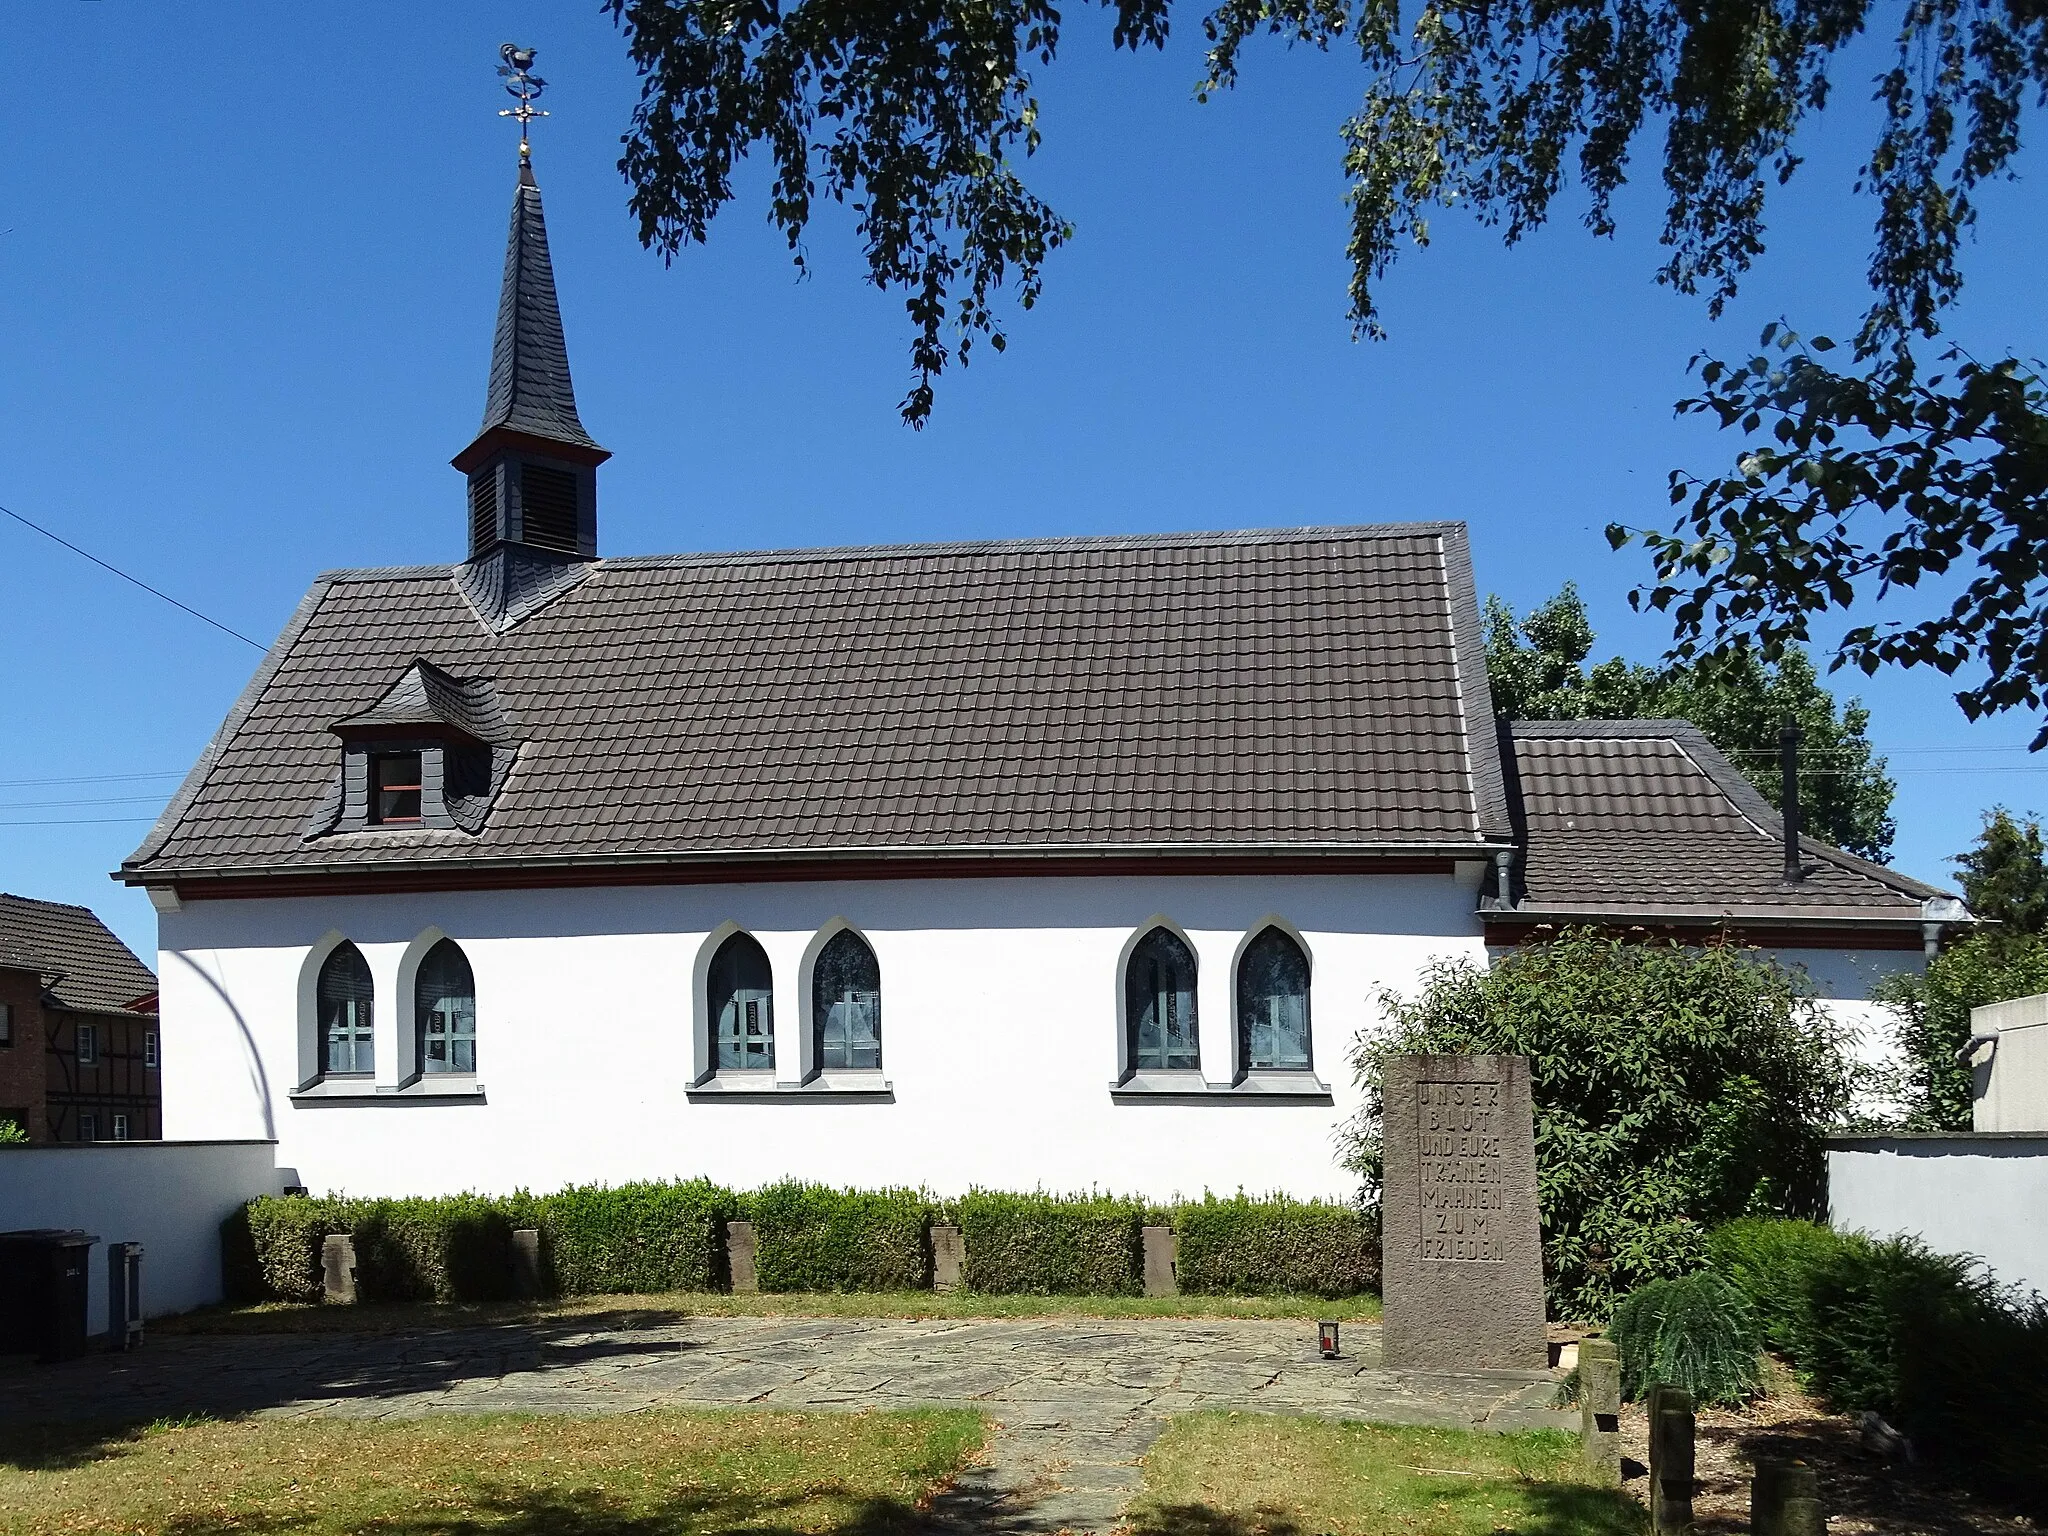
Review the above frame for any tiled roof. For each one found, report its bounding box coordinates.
[0,894,157,1014]
[122,523,1512,882]
[1502,721,1951,923]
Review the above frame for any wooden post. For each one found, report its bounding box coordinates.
[1752,1460,1823,1536]
[1647,1384,1695,1534]
[1578,1336,1622,1483]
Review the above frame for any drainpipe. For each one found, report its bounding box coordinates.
[1495,849,1516,909]
[1780,722,1803,884]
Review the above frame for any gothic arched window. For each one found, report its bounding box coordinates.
[709,932,775,1071]
[415,939,477,1075]
[317,942,374,1077]
[1126,927,1199,1072]
[812,929,881,1071]
[1236,927,1311,1071]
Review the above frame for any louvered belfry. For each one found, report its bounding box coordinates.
[452,156,608,573]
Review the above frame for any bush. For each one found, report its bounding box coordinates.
[240,1195,347,1303]
[1711,1219,2048,1506]
[1874,928,2048,1130]
[1609,1271,1761,1406]
[1706,1217,1843,1355]
[349,1195,519,1304]
[745,1182,931,1292]
[1172,1195,1378,1297]
[537,1180,736,1295]
[1348,928,1855,1318]
[955,1191,1143,1294]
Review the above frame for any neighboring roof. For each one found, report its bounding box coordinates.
[122,522,1514,885]
[472,159,598,453]
[0,894,158,1013]
[1498,720,1955,926]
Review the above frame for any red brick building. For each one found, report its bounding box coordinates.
[0,894,160,1142]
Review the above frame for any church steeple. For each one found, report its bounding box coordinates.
[453,47,607,572]
[452,152,609,562]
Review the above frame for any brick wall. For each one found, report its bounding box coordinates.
[0,966,47,1140]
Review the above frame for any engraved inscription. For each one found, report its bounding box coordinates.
[1416,1079,1506,1262]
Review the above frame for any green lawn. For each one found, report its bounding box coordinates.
[162,1289,1381,1335]
[0,1408,986,1536]
[1127,1413,1644,1536]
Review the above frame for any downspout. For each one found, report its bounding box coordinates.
[1495,849,1516,909]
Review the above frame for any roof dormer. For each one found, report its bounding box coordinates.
[313,662,518,837]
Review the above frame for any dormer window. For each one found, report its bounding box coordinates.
[371,753,423,824]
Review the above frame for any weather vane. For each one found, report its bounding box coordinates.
[497,43,548,159]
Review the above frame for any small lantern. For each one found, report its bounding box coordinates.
[1318,1320,1340,1358]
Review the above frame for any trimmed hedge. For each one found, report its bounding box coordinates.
[230,1182,1381,1307]
[1171,1195,1379,1298]
[955,1191,1144,1295]
[746,1182,931,1292]
[541,1180,736,1295]
[1709,1218,2048,1506]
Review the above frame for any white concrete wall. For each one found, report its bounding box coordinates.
[1771,947,1927,1120]
[1829,1137,2048,1298]
[157,872,1494,1202]
[0,1140,280,1326]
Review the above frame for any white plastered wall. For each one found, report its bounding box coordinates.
[156,872,1490,1202]
[1768,946,1927,1118]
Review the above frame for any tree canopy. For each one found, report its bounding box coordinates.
[603,0,2046,737]
[1953,806,2048,933]
[1486,584,1896,859]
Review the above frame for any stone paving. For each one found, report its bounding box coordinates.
[2,1314,1570,1532]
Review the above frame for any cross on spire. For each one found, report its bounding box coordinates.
[497,43,548,159]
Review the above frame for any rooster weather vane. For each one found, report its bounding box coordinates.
[497,43,548,158]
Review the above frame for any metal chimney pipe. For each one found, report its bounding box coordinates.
[1780,722,1803,883]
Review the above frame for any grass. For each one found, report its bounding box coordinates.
[0,1407,986,1535]
[161,1289,1381,1336]
[1127,1413,1645,1536]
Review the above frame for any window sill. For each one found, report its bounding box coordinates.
[1111,1071,1332,1105]
[289,1077,486,1104]
[688,1072,893,1103]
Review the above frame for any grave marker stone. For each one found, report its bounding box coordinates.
[930,1225,964,1292]
[1142,1226,1178,1297]
[726,1220,759,1294]
[320,1234,357,1305]
[1380,1053,1547,1370]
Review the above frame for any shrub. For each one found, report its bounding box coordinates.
[239,1195,347,1303]
[349,1195,518,1304]
[1347,928,1854,1317]
[745,1182,930,1292]
[1873,928,2048,1130]
[1706,1217,1843,1355]
[1711,1219,2048,1507]
[537,1180,736,1295]
[1609,1271,1761,1406]
[954,1191,1143,1294]
[1172,1194,1378,1297]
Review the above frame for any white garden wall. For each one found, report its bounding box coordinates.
[156,871,1491,1202]
[0,1140,280,1326]
[1829,1134,2048,1298]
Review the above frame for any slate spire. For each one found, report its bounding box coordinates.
[452,147,611,631]
[477,157,599,451]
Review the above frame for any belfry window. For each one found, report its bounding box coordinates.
[1126,928,1199,1072]
[812,930,881,1071]
[317,942,375,1077]
[416,939,476,1075]
[709,932,774,1071]
[1237,927,1312,1071]
[371,753,423,824]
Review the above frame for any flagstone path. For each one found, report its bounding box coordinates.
[1,1314,1569,1532]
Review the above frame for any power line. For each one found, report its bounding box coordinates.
[0,771,184,788]
[0,816,158,827]
[0,500,265,651]
[0,795,171,810]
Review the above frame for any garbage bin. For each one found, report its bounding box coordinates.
[0,1229,100,1363]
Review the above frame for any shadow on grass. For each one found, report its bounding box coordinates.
[1125,1480,1647,1536]
[142,1485,936,1536]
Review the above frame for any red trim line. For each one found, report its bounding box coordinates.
[165,853,1462,902]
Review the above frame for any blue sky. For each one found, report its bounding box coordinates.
[3,5,2041,959]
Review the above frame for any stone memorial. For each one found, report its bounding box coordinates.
[725,1220,759,1294]
[1578,1335,1622,1483]
[1380,1053,1547,1370]
[1142,1226,1178,1297]
[510,1228,545,1300]
[320,1233,358,1305]
[930,1224,965,1292]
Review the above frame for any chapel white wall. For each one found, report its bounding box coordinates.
[156,873,1491,1202]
